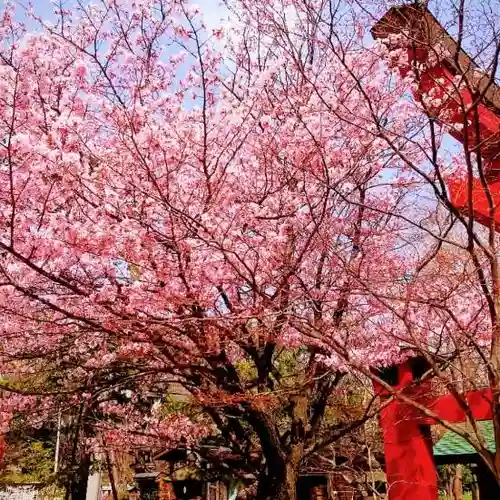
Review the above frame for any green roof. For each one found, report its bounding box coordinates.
[433,421,495,456]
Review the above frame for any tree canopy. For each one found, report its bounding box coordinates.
[2,0,500,498]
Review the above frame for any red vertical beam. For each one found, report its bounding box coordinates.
[375,365,492,500]
[380,403,437,500]
[374,362,438,500]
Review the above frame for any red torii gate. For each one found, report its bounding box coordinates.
[371,4,500,499]
[373,359,492,499]
[373,3,500,229]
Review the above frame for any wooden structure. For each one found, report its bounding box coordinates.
[434,421,497,498]
[131,447,228,500]
[132,443,384,499]
[371,3,500,499]
[298,447,386,499]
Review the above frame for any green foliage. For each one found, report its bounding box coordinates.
[437,464,475,489]
[439,494,472,500]
[234,347,309,388]
[160,394,198,419]
[38,484,65,499]
[273,347,308,382]
[0,441,54,485]
[235,359,258,382]
[437,464,476,500]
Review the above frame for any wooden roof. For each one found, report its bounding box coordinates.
[433,420,494,458]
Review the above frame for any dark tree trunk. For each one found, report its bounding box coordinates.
[256,454,299,500]
[69,453,90,500]
[105,450,119,500]
[277,463,298,500]
[471,481,479,500]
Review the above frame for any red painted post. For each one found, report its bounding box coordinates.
[371,6,500,499]
[374,360,492,500]
[380,403,437,499]
[374,361,438,500]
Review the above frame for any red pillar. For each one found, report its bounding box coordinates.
[371,6,500,499]
[381,405,437,499]
[374,361,437,500]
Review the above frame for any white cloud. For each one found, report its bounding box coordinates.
[198,0,229,34]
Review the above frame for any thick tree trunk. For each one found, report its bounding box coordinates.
[276,463,298,500]
[69,453,91,500]
[257,459,299,500]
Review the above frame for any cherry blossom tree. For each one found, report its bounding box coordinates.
[2,0,499,497]
[291,0,500,489]
[230,0,500,490]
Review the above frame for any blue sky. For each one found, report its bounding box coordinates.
[7,0,227,33]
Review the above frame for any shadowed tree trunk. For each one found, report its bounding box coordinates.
[257,461,299,500]
[69,453,90,500]
[471,480,480,500]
